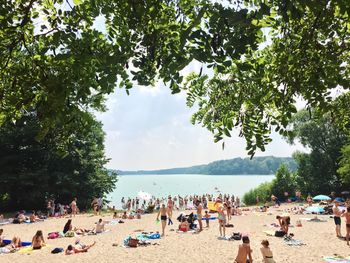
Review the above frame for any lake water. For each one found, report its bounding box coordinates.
[108,174,274,208]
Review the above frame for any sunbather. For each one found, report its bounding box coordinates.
[32,230,45,249]
[65,241,96,255]
[260,239,275,263]
[235,236,253,263]
[178,218,189,232]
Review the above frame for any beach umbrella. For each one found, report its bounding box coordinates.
[137,191,152,201]
[335,197,345,202]
[305,206,325,213]
[312,195,331,201]
[341,191,350,195]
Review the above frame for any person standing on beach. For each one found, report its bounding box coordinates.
[71,198,77,217]
[167,196,174,225]
[333,200,342,237]
[216,198,226,237]
[196,200,203,232]
[157,204,167,237]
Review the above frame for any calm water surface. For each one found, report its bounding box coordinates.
[108,174,274,208]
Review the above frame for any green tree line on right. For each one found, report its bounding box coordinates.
[243,92,350,205]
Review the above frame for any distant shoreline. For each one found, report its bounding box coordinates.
[117,173,275,176]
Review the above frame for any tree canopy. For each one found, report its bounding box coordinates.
[2,1,349,154]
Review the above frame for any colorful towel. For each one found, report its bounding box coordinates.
[323,256,350,262]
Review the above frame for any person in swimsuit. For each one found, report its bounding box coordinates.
[65,241,96,255]
[91,197,98,216]
[333,200,342,237]
[157,204,167,237]
[235,236,253,263]
[276,215,290,234]
[71,198,78,217]
[196,200,203,232]
[178,217,189,232]
[167,196,174,225]
[216,198,226,237]
[32,230,45,250]
[341,207,350,245]
[260,239,275,263]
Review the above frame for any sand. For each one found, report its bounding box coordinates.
[1,205,350,263]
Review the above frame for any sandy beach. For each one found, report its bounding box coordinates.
[1,205,350,263]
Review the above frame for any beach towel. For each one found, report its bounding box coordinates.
[263,230,276,236]
[19,245,50,253]
[176,229,195,234]
[323,256,350,263]
[3,239,31,246]
[284,237,305,246]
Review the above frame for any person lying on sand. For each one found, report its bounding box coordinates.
[0,237,21,254]
[235,236,253,263]
[260,239,275,263]
[65,241,96,255]
[32,230,45,249]
[178,217,189,232]
[63,219,92,235]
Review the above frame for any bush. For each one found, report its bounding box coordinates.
[243,181,273,206]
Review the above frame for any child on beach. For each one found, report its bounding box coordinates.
[235,236,253,263]
[204,211,210,228]
[32,230,45,249]
[260,239,275,263]
[341,207,350,245]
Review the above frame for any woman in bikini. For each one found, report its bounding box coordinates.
[32,230,45,249]
[260,239,275,263]
[65,241,96,255]
[216,198,226,237]
[235,236,253,263]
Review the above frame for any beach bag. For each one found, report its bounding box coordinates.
[51,247,64,254]
[64,231,75,237]
[48,232,59,239]
[296,220,302,227]
[275,230,286,237]
[232,232,242,240]
[128,238,138,247]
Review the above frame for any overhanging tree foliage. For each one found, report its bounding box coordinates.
[0,112,117,211]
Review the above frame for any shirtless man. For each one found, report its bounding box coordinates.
[216,198,226,237]
[235,236,253,263]
[157,204,167,237]
[333,200,342,237]
[196,200,203,232]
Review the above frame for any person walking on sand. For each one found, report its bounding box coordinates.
[157,204,168,237]
[342,207,350,245]
[196,200,203,232]
[167,196,174,225]
[71,198,78,217]
[333,200,342,238]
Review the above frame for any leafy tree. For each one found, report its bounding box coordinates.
[338,143,350,184]
[270,164,296,200]
[0,0,261,140]
[0,112,117,211]
[184,1,350,155]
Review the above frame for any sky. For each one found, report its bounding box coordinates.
[95,67,307,171]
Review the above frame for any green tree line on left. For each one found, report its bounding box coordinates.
[0,111,117,211]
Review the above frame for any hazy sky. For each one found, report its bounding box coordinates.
[95,79,306,171]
